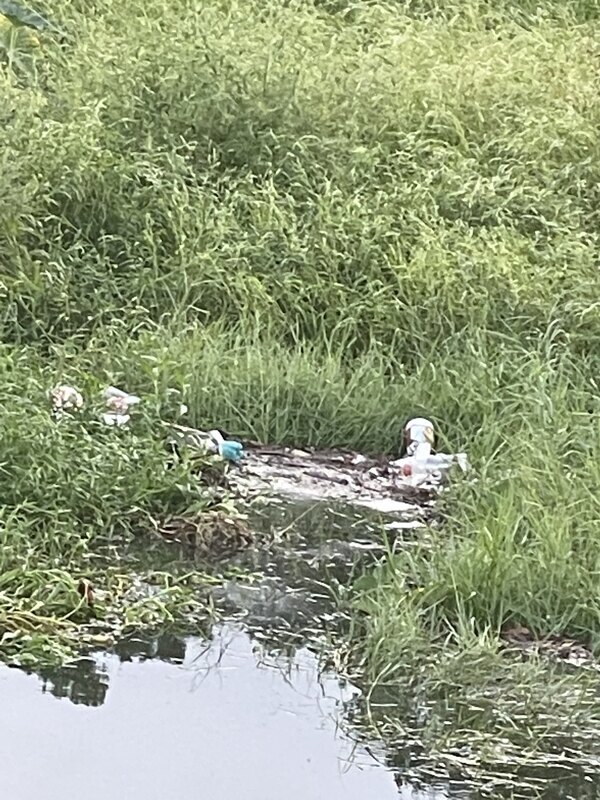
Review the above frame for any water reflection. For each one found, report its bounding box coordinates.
[5,501,590,799]
[35,658,109,707]
[0,502,459,800]
[19,633,190,709]
[0,624,409,800]
[16,501,391,715]
[212,501,389,630]
[114,631,187,664]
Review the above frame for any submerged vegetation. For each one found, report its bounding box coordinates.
[1,0,600,789]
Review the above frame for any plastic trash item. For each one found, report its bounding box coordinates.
[207,429,245,463]
[102,386,141,426]
[104,386,141,412]
[403,417,435,458]
[165,425,244,463]
[394,417,467,486]
[166,426,219,455]
[392,452,469,487]
[220,440,244,463]
[50,384,83,418]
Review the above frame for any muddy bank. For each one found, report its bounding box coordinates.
[227,442,458,515]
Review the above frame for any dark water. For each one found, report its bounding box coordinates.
[1,624,413,800]
[3,499,589,800]
[0,500,447,800]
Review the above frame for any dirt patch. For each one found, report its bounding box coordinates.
[154,510,255,557]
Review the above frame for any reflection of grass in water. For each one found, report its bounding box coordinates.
[349,595,600,796]
[364,644,600,798]
[36,658,110,707]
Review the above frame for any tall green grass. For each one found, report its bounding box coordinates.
[2,0,600,354]
[0,344,220,662]
[1,0,600,678]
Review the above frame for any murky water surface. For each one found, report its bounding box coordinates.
[1,499,593,799]
[1,624,409,800]
[0,500,439,800]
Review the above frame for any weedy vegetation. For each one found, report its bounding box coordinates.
[1,0,600,790]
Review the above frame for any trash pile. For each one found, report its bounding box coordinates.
[50,383,246,463]
[50,383,141,427]
[165,424,244,464]
[50,384,84,419]
[49,386,468,516]
[230,418,468,515]
[392,417,469,484]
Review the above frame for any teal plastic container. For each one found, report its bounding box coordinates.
[219,440,244,463]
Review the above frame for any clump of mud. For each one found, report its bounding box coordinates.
[501,624,597,669]
[154,510,255,558]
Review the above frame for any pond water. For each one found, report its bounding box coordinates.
[0,622,447,800]
[3,499,590,800]
[0,500,452,800]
